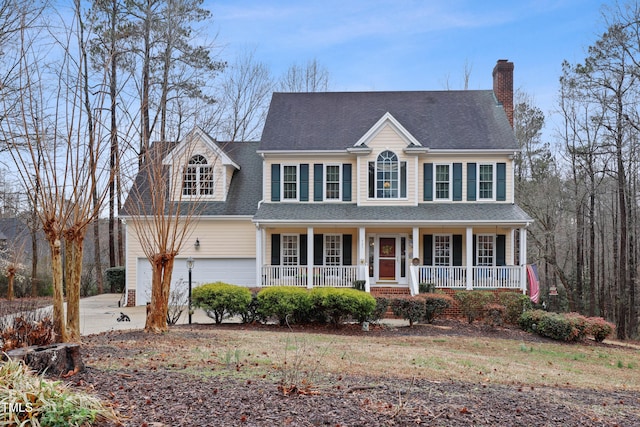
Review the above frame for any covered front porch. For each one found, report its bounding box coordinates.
[255,223,530,295]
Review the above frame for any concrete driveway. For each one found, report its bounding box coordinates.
[79,294,213,335]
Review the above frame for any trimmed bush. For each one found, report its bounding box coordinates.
[423,293,453,323]
[310,288,376,327]
[192,282,252,324]
[352,280,366,291]
[256,286,312,326]
[454,291,494,323]
[419,283,436,294]
[518,309,548,333]
[498,292,533,324]
[564,312,589,341]
[370,297,389,323]
[536,313,579,341]
[239,289,264,324]
[586,317,615,342]
[484,303,506,328]
[390,295,426,327]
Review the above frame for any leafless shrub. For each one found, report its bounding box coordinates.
[166,280,188,326]
[0,301,55,351]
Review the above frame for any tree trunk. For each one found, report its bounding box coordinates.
[7,272,15,301]
[49,238,67,343]
[144,253,175,333]
[65,234,84,342]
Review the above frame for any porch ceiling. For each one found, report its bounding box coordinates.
[253,203,533,226]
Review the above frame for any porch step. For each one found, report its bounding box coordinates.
[370,287,411,297]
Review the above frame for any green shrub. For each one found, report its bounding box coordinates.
[498,292,533,324]
[369,297,389,323]
[419,283,436,293]
[390,295,426,327]
[192,282,252,324]
[564,312,589,341]
[536,313,579,341]
[352,280,366,291]
[423,293,453,323]
[586,317,615,342]
[518,309,548,332]
[239,289,264,324]
[256,286,312,326]
[484,303,506,328]
[104,266,125,293]
[454,291,494,323]
[310,288,376,327]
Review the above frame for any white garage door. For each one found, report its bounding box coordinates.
[136,258,256,306]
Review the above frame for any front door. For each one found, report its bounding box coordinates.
[378,237,397,281]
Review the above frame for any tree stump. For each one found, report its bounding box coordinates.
[3,343,84,376]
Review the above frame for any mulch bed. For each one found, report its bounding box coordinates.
[64,319,640,427]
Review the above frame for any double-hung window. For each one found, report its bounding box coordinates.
[476,235,495,266]
[281,235,299,266]
[182,155,214,196]
[325,165,341,200]
[434,235,451,266]
[282,165,298,200]
[324,235,342,266]
[435,164,450,200]
[478,164,494,200]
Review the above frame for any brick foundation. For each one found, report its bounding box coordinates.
[126,289,136,307]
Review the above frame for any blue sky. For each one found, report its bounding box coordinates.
[207,0,613,138]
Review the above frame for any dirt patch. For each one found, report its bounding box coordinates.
[71,320,640,427]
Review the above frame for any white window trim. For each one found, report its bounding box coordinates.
[433,163,452,201]
[182,155,216,199]
[476,234,496,266]
[433,234,452,266]
[281,234,300,266]
[477,163,496,201]
[281,164,299,201]
[323,164,342,202]
[323,233,343,266]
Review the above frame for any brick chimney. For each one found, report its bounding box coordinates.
[492,59,514,128]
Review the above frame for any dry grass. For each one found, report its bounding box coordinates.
[83,325,640,393]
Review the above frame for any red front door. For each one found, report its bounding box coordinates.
[379,237,396,280]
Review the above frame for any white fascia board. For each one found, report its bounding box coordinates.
[354,112,422,148]
[428,148,518,156]
[162,127,240,170]
[252,219,533,227]
[257,150,348,156]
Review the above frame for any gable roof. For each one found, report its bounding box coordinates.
[259,91,517,152]
[120,140,262,217]
[162,127,240,170]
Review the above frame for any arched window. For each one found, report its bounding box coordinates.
[183,155,214,196]
[376,150,398,198]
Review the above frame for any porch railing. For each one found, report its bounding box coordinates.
[417,265,523,290]
[261,265,359,288]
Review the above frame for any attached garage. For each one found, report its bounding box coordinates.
[135,257,256,306]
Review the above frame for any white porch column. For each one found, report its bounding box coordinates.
[466,226,473,290]
[307,227,314,289]
[255,225,263,287]
[520,227,528,294]
[358,227,369,291]
[412,227,420,260]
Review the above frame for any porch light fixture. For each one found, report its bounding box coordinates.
[194,238,200,249]
[186,257,194,324]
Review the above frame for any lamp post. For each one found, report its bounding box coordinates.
[186,257,194,324]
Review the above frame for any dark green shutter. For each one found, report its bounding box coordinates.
[472,235,477,266]
[424,163,433,201]
[423,234,433,265]
[400,161,407,198]
[496,235,506,266]
[453,163,462,201]
[496,163,506,201]
[271,234,280,265]
[368,162,375,198]
[453,235,462,266]
[467,163,476,201]
[314,234,323,266]
[314,164,323,201]
[271,164,280,201]
[300,164,309,202]
[342,164,352,201]
[300,234,308,265]
[342,234,352,265]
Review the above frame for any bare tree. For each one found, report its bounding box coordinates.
[122,130,208,333]
[279,58,329,92]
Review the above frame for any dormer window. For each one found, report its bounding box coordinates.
[183,155,214,196]
[368,150,406,199]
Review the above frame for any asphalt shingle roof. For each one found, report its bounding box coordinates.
[259,91,517,151]
[253,202,532,225]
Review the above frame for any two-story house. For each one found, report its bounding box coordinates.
[122,59,533,306]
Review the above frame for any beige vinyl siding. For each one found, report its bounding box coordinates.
[358,124,417,206]
[125,218,255,293]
